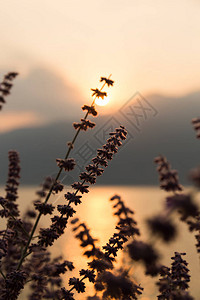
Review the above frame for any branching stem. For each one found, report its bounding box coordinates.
[16,76,111,270]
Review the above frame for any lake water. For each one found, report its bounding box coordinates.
[0,186,199,299]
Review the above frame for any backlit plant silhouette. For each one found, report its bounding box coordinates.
[0,71,199,300]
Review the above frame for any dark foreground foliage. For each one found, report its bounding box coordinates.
[0,72,199,299]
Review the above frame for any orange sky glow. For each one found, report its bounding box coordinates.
[0,0,200,132]
[0,111,44,133]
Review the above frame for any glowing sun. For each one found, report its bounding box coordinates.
[95,96,110,106]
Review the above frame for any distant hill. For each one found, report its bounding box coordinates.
[0,91,200,186]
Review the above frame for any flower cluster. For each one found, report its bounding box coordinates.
[171,252,191,290]
[82,105,97,116]
[23,245,74,299]
[95,270,143,300]
[0,151,21,218]
[71,219,99,258]
[0,152,33,290]
[93,195,143,299]
[108,195,162,277]
[73,119,96,131]
[0,270,27,300]
[59,268,95,300]
[157,252,193,299]
[71,218,112,272]
[154,155,182,192]
[34,202,55,215]
[73,76,113,134]
[0,150,32,283]
[110,195,140,237]
[153,152,200,258]
[0,72,18,110]
[69,204,143,300]
[100,77,114,87]
[152,154,200,260]
[56,158,76,172]
[96,195,141,269]
[91,89,107,99]
[68,193,142,299]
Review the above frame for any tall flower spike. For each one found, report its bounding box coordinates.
[171,252,191,291]
[0,72,18,111]
[0,151,21,219]
[0,270,27,300]
[157,265,172,299]
[91,89,107,99]
[16,76,113,272]
[56,158,76,172]
[82,105,98,116]
[157,252,193,299]
[110,194,140,237]
[70,214,143,299]
[71,218,101,258]
[73,119,96,131]
[100,77,114,87]
[154,155,182,192]
[91,194,143,296]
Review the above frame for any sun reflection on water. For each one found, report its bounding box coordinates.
[10,186,200,299]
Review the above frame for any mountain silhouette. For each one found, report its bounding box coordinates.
[0,90,199,186]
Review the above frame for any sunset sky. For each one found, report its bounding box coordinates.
[1,0,200,132]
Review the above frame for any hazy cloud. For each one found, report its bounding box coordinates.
[0,111,44,133]
[1,67,83,130]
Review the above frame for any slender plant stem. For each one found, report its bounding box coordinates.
[67,275,87,295]
[16,76,111,270]
[62,233,118,298]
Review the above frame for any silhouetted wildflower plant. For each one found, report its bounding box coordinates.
[0,72,18,111]
[0,72,200,300]
[157,252,193,299]
[68,194,143,300]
